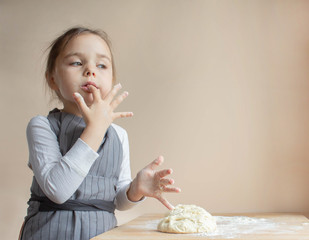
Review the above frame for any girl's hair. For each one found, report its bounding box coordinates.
[45,27,116,95]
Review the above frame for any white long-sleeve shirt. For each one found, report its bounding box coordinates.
[26,115,140,210]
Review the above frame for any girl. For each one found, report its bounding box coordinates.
[20,27,180,240]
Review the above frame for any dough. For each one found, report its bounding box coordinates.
[157,204,216,234]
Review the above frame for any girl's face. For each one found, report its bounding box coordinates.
[49,33,113,115]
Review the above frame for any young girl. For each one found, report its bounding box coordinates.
[20,27,180,240]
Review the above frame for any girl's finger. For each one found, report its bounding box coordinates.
[157,195,174,210]
[73,92,88,114]
[113,111,134,120]
[146,156,164,171]
[161,186,181,193]
[160,178,174,186]
[110,91,129,110]
[88,85,101,102]
[104,83,122,104]
[157,168,173,178]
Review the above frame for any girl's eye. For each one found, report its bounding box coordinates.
[71,62,82,66]
[98,64,107,69]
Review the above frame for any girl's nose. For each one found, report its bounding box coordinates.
[86,71,96,77]
[84,66,96,78]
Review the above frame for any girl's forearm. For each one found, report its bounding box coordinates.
[80,123,109,152]
[27,116,99,204]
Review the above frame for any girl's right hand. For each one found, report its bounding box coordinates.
[74,83,133,128]
[73,83,133,151]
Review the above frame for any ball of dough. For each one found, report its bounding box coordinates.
[157,204,216,234]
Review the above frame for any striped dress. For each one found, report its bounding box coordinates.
[21,109,124,240]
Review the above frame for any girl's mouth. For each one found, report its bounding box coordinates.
[80,81,98,93]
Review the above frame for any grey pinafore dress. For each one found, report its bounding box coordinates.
[21,109,123,240]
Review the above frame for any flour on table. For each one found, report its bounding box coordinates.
[157,204,217,234]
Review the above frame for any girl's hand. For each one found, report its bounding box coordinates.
[73,83,133,151]
[127,156,181,210]
[73,83,133,129]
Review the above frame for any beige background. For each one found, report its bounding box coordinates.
[1,0,309,239]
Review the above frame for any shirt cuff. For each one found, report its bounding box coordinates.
[63,138,99,177]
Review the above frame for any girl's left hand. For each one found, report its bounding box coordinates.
[127,156,181,210]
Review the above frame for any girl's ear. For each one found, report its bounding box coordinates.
[46,71,59,91]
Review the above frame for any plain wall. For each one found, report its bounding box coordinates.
[1,0,309,239]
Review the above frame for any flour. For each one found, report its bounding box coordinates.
[194,216,306,239]
[129,216,306,239]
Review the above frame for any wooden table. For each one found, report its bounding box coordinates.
[92,213,309,240]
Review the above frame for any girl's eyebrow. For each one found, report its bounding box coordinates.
[63,52,83,59]
[64,52,111,62]
[97,54,111,62]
